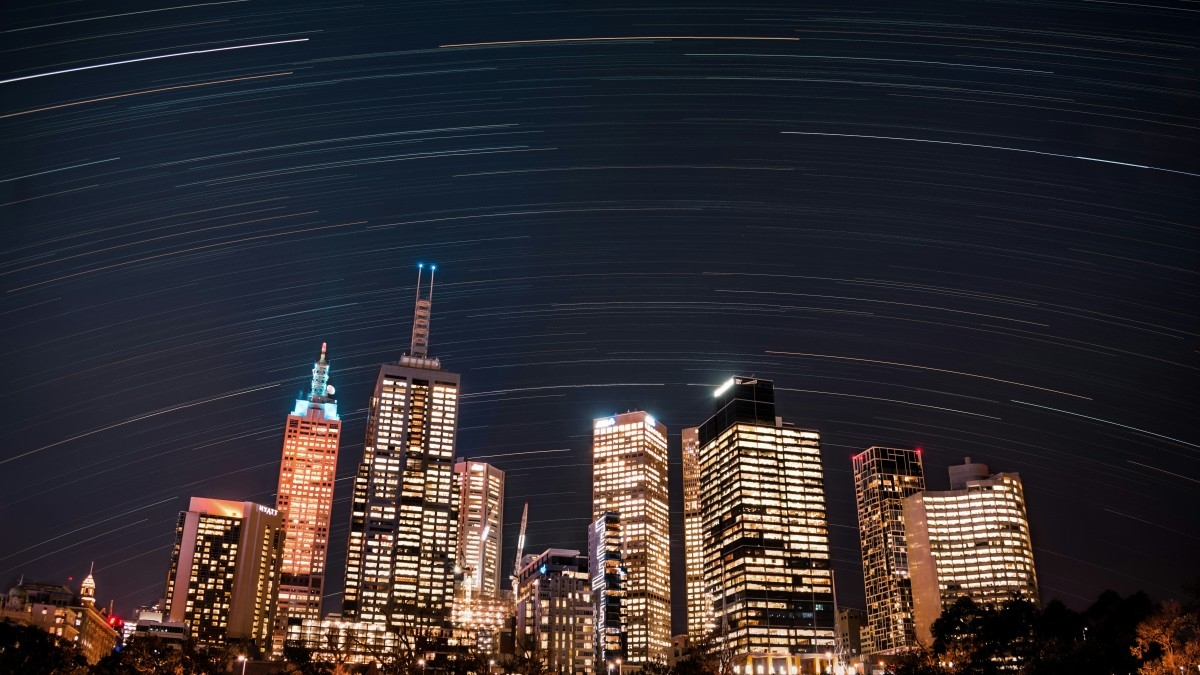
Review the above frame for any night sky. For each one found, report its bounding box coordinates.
[2,1,1197,634]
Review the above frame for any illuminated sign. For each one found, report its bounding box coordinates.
[594,417,616,429]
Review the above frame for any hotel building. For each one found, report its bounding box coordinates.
[696,376,836,671]
[903,458,1039,645]
[342,264,461,631]
[851,446,925,655]
[163,497,284,650]
[273,343,342,653]
[591,411,671,665]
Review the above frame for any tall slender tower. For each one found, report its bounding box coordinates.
[273,344,342,654]
[681,427,709,642]
[454,460,505,599]
[591,411,671,664]
[903,458,1038,645]
[697,377,836,669]
[852,446,925,655]
[343,265,462,631]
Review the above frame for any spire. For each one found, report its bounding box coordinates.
[80,563,96,607]
[409,263,436,358]
[309,342,331,401]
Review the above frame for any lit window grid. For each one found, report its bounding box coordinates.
[455,461,505,599]
[681,427,710,642]
[851,446,925,655]
[698,423,837,656]
[591,413,671,664]
[919,476,1038,608]
[344,366,460,628]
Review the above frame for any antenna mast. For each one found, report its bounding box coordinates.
[409,263,435,358]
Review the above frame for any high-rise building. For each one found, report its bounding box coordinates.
[163,497,284,650]
[515,549,594,675]
[454,460,505,599]
[696,376,836,672]
[903,458,1039,645]
[851,446,925,655]
[681,427,709,642]
[343,265,461,632]
[591,411,671,665]
[589,512,625,671]
[273,343,342,654]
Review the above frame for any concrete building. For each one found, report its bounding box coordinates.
[903,458,1039,645]
[343,265,461,633]
[0,573,119,664]
[273,343,343,654]
[515,549,594,675]
[851,446,925,655]
[836,608,866,661]
[163,497,284,650]
[455,460,505,599]
[696,376,837,673]
[591,411,671,665]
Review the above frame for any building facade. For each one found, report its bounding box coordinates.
[589,512,625,670]
[681,427,709,642]
[163,497,284,650]
[455,460,505,599]
[696,377,837,670]
[591,411,671,665]
[903,458,1039,645]
[343,265,461,632]
[515,549,594,675]
[851,446,925,655]
[273,343,343,653]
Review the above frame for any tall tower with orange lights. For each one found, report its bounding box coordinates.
[272,343,343,654]
[343,265,462,631]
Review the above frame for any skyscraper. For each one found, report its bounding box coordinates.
[589,512,625,670]
[591,411,671,665]
[273,343,342,654]
[696,376,836,670]
[454,459,505,599]
[681,427,709,642]
[903,458,1039,645]
[851,446,925,655]
[163,497,284,650]
[343,265,461,631]
[515,548,594,675]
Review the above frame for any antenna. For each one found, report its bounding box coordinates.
[409,263,435,358]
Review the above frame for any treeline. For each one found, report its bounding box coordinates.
[890,589,1199,675]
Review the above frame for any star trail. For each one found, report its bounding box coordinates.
[1,0,1196,634]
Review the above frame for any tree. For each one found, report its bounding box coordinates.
[1133,599,1200,675]
[0,620,89,675]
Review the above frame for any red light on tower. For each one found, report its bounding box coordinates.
[915,447,923,454]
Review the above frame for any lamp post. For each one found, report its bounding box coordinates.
[616,658,623,675]
[237,655,247,675]
[419,658,426,675]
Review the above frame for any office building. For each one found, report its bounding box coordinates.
[273,343,343,654]
[836,608,866,661]
[343,265,461,632]
[589,512,626,670]
[681,427,709,642]
[592,411,671,664]
[515,549,594,675]
[163,497,284,650]
[455,460,505,599]
[903,458,1039,645]
[851,446,925,655]
[696,376,836,671]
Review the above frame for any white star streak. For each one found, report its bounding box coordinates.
[0,38,308,85]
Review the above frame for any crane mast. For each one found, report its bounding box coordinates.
[511,501,529,594]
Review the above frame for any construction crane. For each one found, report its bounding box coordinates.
[511,502,529,594]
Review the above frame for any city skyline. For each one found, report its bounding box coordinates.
[2,0,1195,647]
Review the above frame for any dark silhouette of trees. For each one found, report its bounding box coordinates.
[0,620,89,675]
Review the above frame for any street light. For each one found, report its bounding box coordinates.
[616,658,623,675]
[237,655,247,675]
[419,658,427,675]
